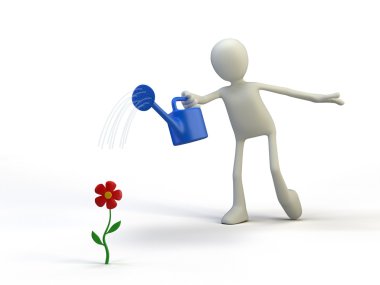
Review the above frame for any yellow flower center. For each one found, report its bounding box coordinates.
[104,191,112,199]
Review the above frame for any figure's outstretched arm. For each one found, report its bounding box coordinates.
[181,90,221,108]
[256,82,344,105]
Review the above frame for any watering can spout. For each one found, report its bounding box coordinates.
[132,84,208,146]
[151,102,184,135]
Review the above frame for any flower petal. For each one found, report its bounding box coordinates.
[113,190,122,201]
[95,184,106,195]
[106,199,117,209]
[95,196,106,207]
[106,181,116,192]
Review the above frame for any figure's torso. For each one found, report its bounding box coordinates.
[220,82,275,140]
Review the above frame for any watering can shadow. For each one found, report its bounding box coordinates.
[132,84,208,146]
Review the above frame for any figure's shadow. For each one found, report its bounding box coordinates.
[121,200,306,247]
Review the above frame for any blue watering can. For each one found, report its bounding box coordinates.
[132,84,208,146]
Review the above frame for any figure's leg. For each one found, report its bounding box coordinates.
[221,139,249,225]
[268,134,302,219]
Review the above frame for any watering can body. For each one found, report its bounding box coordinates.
[132,84,208,146]
[167,98,208,146]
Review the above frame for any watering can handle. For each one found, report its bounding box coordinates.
[171,97,188,111]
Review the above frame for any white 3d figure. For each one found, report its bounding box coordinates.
[182,39,343,225]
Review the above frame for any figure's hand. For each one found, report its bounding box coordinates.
[319,92,344,105]
[181,91,201,108]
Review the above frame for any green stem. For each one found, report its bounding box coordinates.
[102,209,112,264]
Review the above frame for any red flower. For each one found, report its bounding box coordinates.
[95,181,122,209]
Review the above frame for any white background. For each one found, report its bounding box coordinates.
[1,0,379,284]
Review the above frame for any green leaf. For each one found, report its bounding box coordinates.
[91,231,103,245]
[107,221,121,234]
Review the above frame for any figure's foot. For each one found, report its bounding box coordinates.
[279,189,302,220]
[221,206,248,225]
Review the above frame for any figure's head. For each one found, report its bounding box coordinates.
[211,39,248,83]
